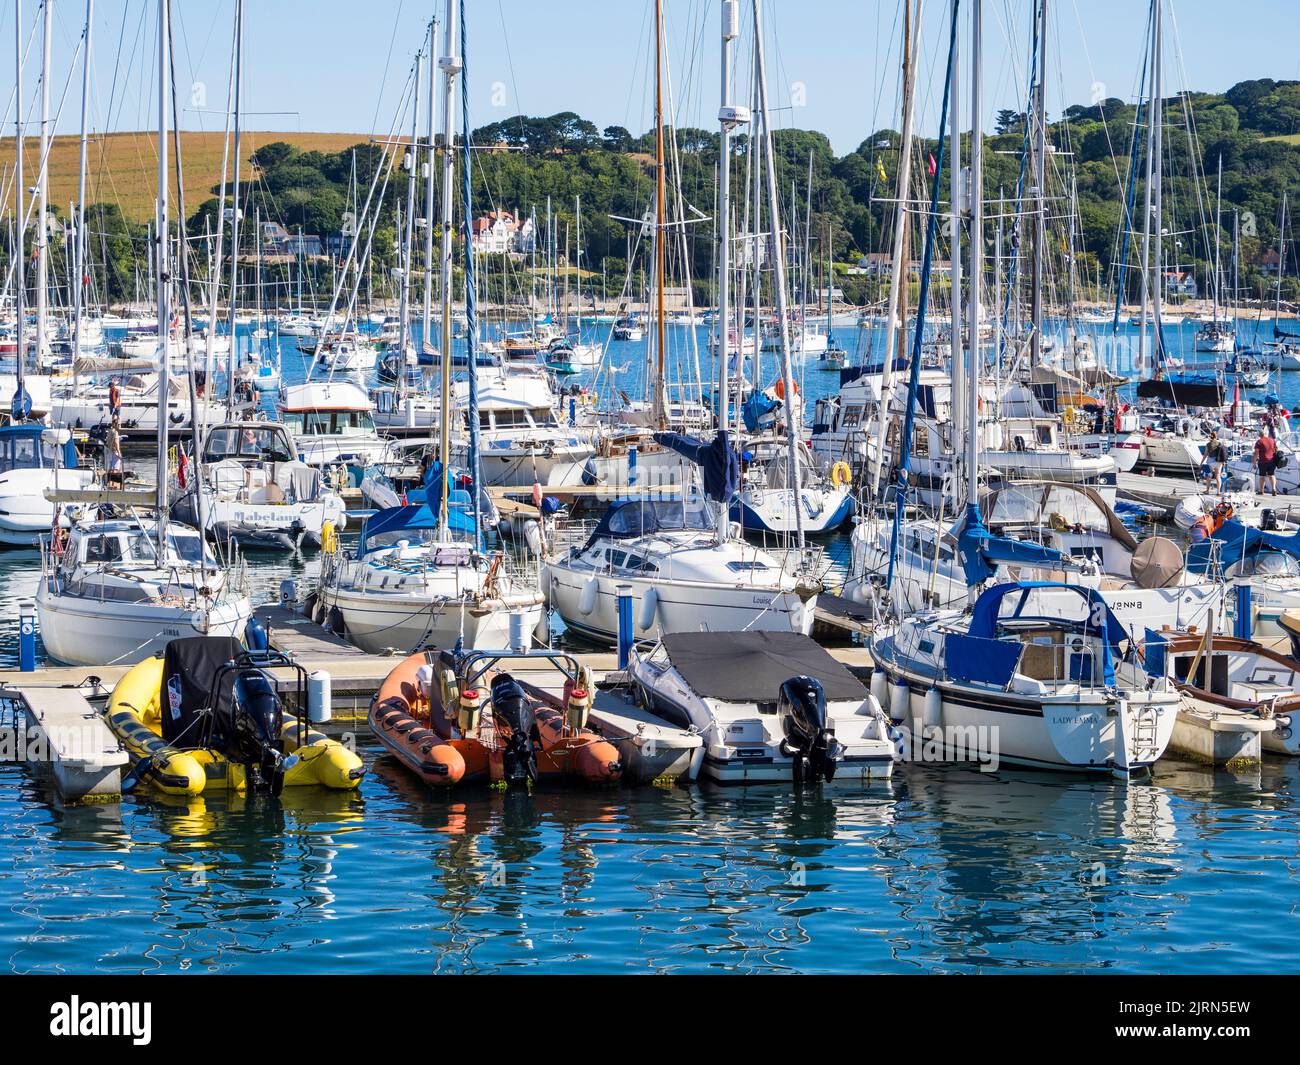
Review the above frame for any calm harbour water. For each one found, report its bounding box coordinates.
[1,314,1299,974]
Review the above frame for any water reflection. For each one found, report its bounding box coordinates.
[3,729,1300,973]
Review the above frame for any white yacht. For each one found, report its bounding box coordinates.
[170,421,347,549]
[36,515,251,666]
[455,365,595,487]
[313,495,544,655]
[542,494,821,644]
[50,372,243,437]
[870,580,1181,775]
[0,425,96,546]
[278,380,396,476]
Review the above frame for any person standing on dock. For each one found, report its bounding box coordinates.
[1255,428,1280,496]
[1203,430,1227,492]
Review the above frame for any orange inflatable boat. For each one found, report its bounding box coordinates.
[371,647,623,787]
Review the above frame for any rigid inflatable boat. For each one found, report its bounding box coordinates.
[107,637,365,796]
[371,647,622,787]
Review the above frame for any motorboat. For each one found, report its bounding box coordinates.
[626,630,896,784]
[453,365,595,487]
[106,636,364,796]
[170,421,347,549]
[0,425,96,546]
[278,380,396,478]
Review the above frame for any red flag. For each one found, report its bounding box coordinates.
[927,152,937,177]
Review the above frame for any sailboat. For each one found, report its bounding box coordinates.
[36,0,251,666]
[314,0,544,656]
[544,0,822,644]
[1,2,96,547]
[868,0,1179,776]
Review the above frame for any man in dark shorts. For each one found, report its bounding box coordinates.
[1255,428,1279,496]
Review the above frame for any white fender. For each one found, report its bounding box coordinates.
[923,687,942,729]
[523,518,543,556]
[889,679,910,723]
[579,576,599,616]
[637,586,659,631]
[415,663,437,702]
[870,668,888,709]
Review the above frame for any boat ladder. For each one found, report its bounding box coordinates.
[1129,702,1163,763]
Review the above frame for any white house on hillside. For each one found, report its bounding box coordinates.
[470,210,536,255]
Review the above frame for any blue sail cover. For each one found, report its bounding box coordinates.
[741,391,779,432]
[1187,518,1300,575]
[653,431,739,504]
[965,581,1129,687]
[358,500,475,555]
[953,504,1067,586]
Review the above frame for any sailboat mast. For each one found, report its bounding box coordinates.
[1212,153,1222,325]
[752,0,805,547]
[421,17,437,352]
[437,0,459,535]
[398,49,421,371]
[967,0,983,505]
[155,0,171,547]
[225,0,245,417]
[949,14,964,451]
[1029,0,1047,368]
[203,14,235,397]
[12,0,26,414]
[868,0,922,497]
[716,0,740,541]
[73,0,93,358]
[458,0,482,551]
[1151,0,1163,366]
[652,0,667,429]
[35,0,50,367]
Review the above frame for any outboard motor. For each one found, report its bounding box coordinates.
[490,673,538,786]
[777,676,842,785]
[229,670,286,794]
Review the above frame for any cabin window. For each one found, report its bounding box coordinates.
[841,406,861,428]
[0,433,62,473]
[84,535,123,563]
[727,560,769,572]
[204,426,292,463]
[1035,424,1052,446]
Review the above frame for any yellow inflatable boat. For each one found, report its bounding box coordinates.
[107,637,364,797]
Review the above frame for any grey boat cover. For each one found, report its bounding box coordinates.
[660,631,868,703]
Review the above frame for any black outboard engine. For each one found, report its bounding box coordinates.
[777,676,842,784]
[229,670,286,794]
[491,673,538,786]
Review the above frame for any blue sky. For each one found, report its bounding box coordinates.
[5,0,1300,155]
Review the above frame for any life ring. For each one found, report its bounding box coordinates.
[830,461,852,487]
[772,378,799,400]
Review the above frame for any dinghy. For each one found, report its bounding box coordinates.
[371,647,623,787]
[106,637,364,796]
